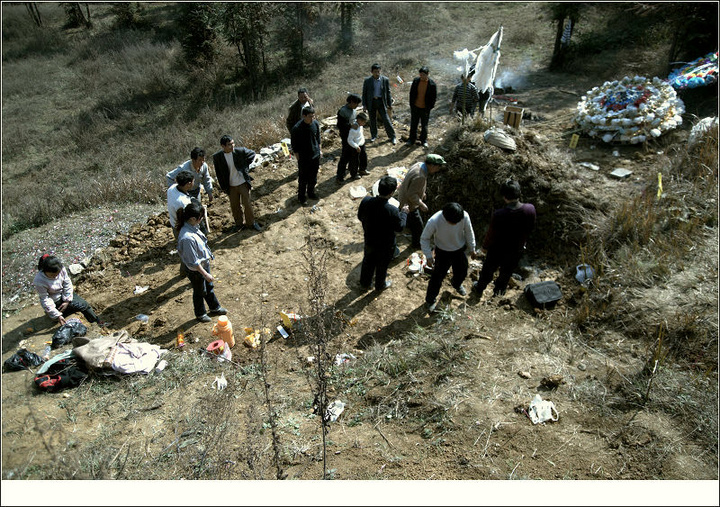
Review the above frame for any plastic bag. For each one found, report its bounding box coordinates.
[51,318,87,348]
[528,394,559,424]
[3,348,45,372]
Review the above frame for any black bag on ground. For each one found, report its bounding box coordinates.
[51,319,87,348]
[34,357,88,392]
[3,348,45,372]
[524,281,562,308]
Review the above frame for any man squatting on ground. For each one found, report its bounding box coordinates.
[336,93,362,183]
[177,199,228,323]
[165,147,214,205]
[473,180,536,298]
[34,254,104,327]
[421,202,477,313]
[291,105,322,205]
[212,135,262,233]
[362,63,397,144]
[357,175,408,291]
[397,154,446,249]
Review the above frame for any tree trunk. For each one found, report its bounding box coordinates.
[340,4,353,49]
[26,2,42,27]
[549,16,565,71]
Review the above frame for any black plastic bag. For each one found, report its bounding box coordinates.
[3,348,44,373]
[51,319,87,348]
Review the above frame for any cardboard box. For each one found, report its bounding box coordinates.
[503,105,524,129]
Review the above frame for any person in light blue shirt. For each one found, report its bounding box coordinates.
[166,147,214,203]
[420,202,477,313]
[178,200,227,323]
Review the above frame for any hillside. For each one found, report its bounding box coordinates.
[1,1,718,502]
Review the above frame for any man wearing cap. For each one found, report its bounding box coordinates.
[406,66,437,148]
[336,93,362,183]
[362,63,397,145]
[397,154,446,249]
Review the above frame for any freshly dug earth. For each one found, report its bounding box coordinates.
[1,69,717,488]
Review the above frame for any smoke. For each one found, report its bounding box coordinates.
[494,58,534,90]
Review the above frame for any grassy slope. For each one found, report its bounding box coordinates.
[1,2,556,237]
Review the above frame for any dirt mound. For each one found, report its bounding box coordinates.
[429,121,605,265]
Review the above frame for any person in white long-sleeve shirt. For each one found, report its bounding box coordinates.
[33,254,103,326]
[420,202,477,312]
[347,112,369,179]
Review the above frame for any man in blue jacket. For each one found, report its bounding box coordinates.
[291,106,322,205]
[362,63,397,145]
[212,135,262,233]
[406,66,437,148]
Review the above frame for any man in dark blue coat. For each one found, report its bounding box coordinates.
[357,176,408,291]
[362,63,397,145]
[291,106,322,205]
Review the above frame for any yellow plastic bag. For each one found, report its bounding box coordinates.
[243,327,260,348]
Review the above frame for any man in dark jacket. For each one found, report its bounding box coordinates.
[291,106,322,205]
[406,66,437,148]
[362,63,396,144]
[336,93,362,183]
[286,87,313,134]
[473,180,536,298]
[357,176,408,291]
[212,135,262,232]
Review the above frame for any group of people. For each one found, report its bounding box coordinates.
[34,63,535,328]
[357,155,536,312]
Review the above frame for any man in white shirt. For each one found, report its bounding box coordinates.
[167,170,196,238]
[211,135,262,233]
[420,202,477,313]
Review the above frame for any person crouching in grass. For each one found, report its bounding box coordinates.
[177,199,227,323]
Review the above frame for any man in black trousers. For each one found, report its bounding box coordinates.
[357,175,408,291]
[291,106,322,205]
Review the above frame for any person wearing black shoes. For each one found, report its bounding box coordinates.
[357,176,408,291]
[177,200,228,323]
[473,180,536,298]
[291,106,322,204]
[336,93,362,183]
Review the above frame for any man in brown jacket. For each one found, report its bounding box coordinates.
[397,153,446,248]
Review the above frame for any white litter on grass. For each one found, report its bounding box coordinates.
[212,373,227,391]
[528,394,558,424]
[349,185,367,199]
[578,162,600,171]
[326,400,346,422]
[610,168,633,179]
[134,285,149,294]
[334,353,356,366]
